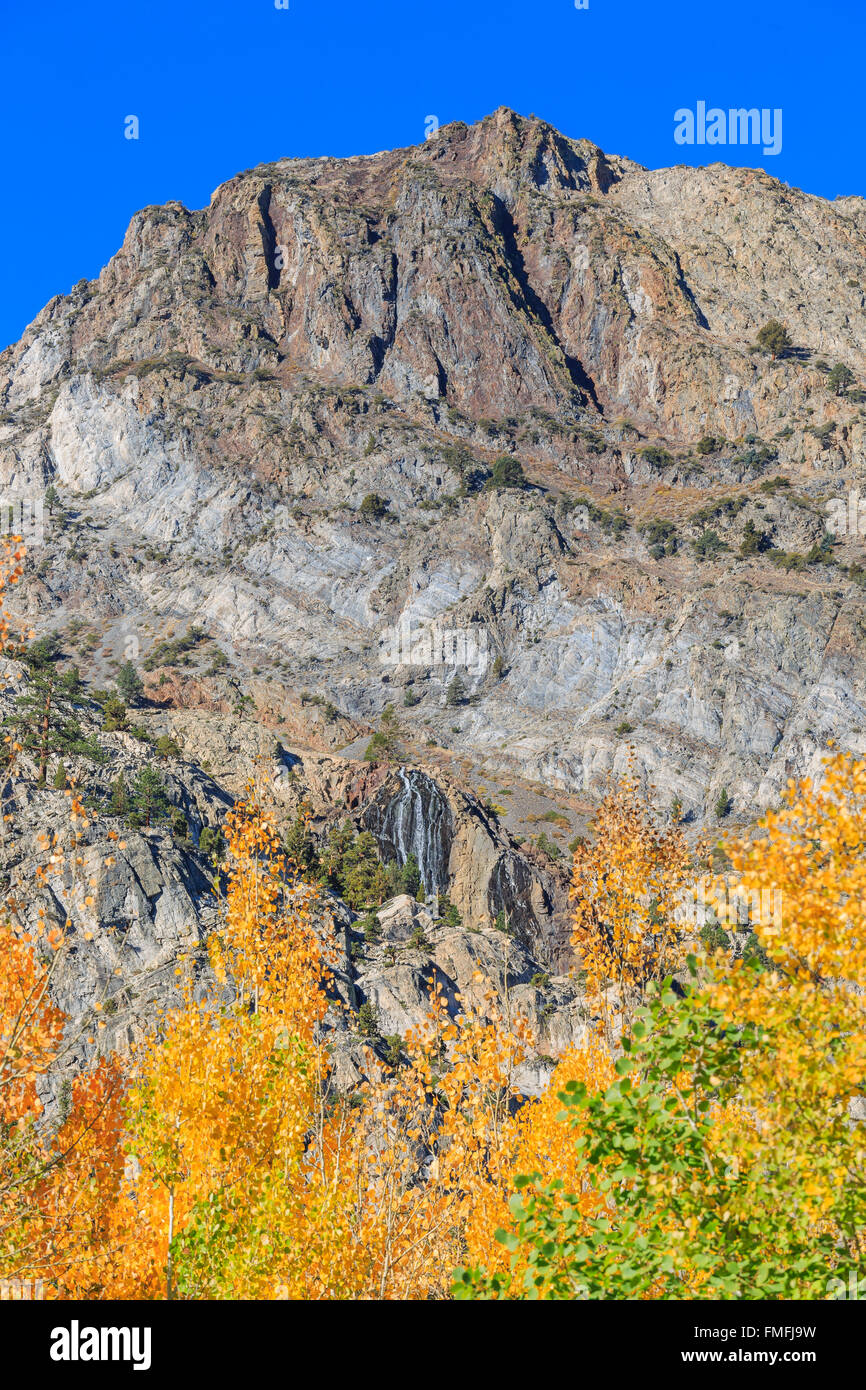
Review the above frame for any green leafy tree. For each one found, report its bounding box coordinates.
[109,773,129,818]
[359,493,389,521]
[129,765,171,828]
[756,319,792,360]
[5,644,92,784]
[444,994,714,1296]
[116,660,145,706]
[454,978,811,1300]
[739,519,770,556]
[284,806,319,876]
[198,825,225,865]
[827,363,855,396]
[102,695,128,732]
[399,852,421,898]
[488,455,527,490]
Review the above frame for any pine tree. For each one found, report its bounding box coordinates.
[359,493,389,520]
[6,644,89,785]
[739,519,769,556]
[109,773,129,818]
[400,852,421,898]
[27,632,63,668]
[60,665,84,699]
[363,704,401,762]
[284,806,319,876]
[198,825,225,864]
[102,695,128,732]
[321,822,388,908]
[487,454,527,490]
[756,319,792,360]
[130,766,171,828]
[827,363,855,396]
[383,859,403,896]
[116,661,144,706]
[445,674,465,707]
[357,1001,380,1039]
[438,895,462,928]
[53,761,68,790]
[341,832,388,909]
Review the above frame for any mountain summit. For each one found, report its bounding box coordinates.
[1,108,866,832]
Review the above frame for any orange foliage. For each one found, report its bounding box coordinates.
[570,775,694,1032]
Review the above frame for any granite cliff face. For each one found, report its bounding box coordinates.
[2,107,865,830]
[2,108,866,1071]
[0,687,579,1104]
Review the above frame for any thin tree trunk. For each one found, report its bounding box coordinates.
[166,1186,175,1300]
[39,687,52,785]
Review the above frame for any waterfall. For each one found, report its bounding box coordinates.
[362,768,453,892]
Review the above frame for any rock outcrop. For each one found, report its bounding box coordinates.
[2,109,866,1082]
[2,110,864,827]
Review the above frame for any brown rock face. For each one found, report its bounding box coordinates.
[6,108,866,1093]
[2,107,866,839]
[7,106,865,437]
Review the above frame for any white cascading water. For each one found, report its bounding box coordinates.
[365,767,453,892]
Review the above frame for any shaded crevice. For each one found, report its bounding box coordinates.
[491,194,604,414]
[432,352,449,398]
[369,250,399,380]
[671,249,710,331]
[257,184,281,291]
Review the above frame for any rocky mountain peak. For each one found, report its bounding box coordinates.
[1,109,865,879]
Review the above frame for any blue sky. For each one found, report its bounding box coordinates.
[1,0,863,351]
